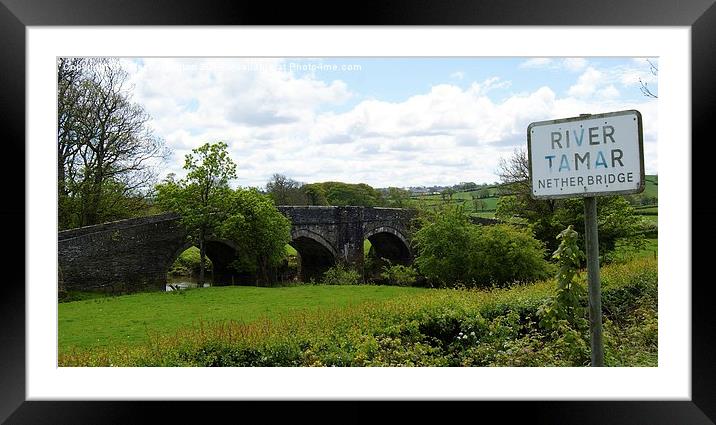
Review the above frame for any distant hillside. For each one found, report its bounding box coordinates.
[409,175,658,219]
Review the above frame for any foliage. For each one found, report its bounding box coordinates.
[321,263,362,285]
[168,247,213,277]
[58,58,169,229]
[265,174,307,205]
[556,197,645,263]
[301,183,329,206]
[59,258,657,367]
[220,188,292,285]
[413,206,551,287]
[380,262,418,286]
[537,226,588,333]
[384,187,412,208]
[319,181,384,206]
[262,179,385,207]
[155,142,237,282]
[472,224,553,285]
[495,148,645,260]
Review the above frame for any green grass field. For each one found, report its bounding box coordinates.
[643,175,658,199]
[636,238,658,259]
[59,285,426,351]
[59,258,658,367]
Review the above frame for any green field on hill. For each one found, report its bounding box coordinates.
[408,175,657,219]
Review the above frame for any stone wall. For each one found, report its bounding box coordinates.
[58,213,186,293]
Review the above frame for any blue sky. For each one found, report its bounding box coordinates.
[122,57,658,188]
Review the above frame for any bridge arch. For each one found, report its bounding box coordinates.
[364,225,412,266]
[169,237,240,284]
[289,228,337,283]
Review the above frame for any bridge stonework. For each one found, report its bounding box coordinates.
[58,206,415,293]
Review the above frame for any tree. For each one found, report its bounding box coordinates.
[639,59,658,99]
[220,188,291,286]
[471,194,486,211]
[477,188,491,199]
[302,183,328,206]
[496,148,561,251]
[323,182,383,206]
[441,188,455,203]
[385,187,411,208]
[556,197,644,261]
[57,58,168,229]
[495,148,644,258]
[265,173,307,205]
[155,142,237,283]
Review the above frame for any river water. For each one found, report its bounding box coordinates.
[165,275,212,291]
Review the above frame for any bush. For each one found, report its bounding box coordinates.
[321,263,362,285]
[169,247,212,277]
[380,263,418,286]
[413,206,551,288]
[472,224,553,285]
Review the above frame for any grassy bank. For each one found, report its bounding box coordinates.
[59,257,657,367]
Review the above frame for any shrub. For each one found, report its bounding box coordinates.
[169,246,212,277]
[413,206,551,288]
[471,224,553,286]
[380,263,418,286]
[538,225,588,332]
[321,263,362,285]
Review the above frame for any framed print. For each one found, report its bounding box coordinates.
[1,0,713,423]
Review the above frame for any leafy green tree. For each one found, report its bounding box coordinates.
[302,183,328,206]
[323,182,383,206]
[220,188,292,285]
[155,142,237,283]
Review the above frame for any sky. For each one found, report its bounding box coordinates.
[119,57,658,189]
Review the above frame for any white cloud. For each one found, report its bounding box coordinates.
[123,59,658,188]
[520,57,589,72]
[568,67,604,98]
[450,71,465,80]
[562,58,588,71]
[597,85,621,99]
[519,58,553,68]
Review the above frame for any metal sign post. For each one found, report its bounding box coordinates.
[527,110,644,367]
[579,113,604,367]
[583,196,604,366]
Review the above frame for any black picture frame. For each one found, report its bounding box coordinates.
[1,0,711,423]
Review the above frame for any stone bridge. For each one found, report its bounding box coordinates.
[58,206,416,293]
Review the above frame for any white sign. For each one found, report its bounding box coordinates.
[527,110,645,199]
